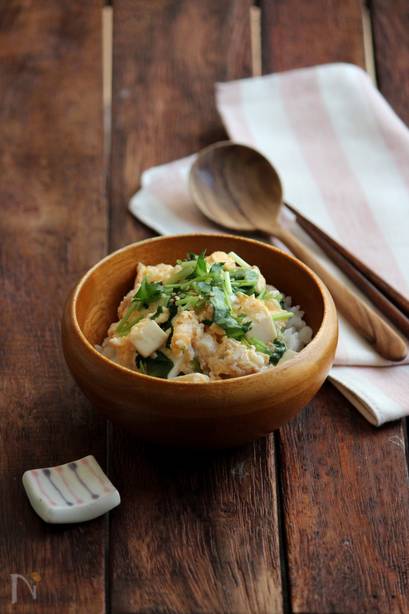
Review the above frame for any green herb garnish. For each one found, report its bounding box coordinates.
[271,310,293,321]
[229,268,259,295]
[193,250,208,277]
[116,252,279,351]
[246,337,287,365]
[136,351,174,378]
[210,287,251,339]
[269,339,287,365]
[115,277,164,336]
[133,277,163,308]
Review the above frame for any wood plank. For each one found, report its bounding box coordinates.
[261,1,409,612]
[261,0,365,71]
[0,2,107,612]
[371,0,409,125]
[110,0,253,249]
[109,1,284,612]
[281,385,409,613]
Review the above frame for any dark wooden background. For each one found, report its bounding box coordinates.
[1,1,408,612]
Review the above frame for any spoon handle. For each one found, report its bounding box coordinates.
[274,226,408,362]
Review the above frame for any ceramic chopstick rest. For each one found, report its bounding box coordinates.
[22,455,120,523]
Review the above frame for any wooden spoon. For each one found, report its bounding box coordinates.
[189,141,408,362]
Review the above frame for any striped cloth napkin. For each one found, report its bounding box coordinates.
[129,63,409,426]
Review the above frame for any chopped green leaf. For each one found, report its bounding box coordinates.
[136,351,174,378]
[193,250,207,277]
[228,251,250,268]
[269,339,287,365]
[151,305,163,320]
[223,270,233,304]
[247,336,287,365]
[167,299,178,320]
[195,281,212,295]
[116,309,143,337]
[230,268,259,294]
[210,287,250,339]
[132,277,163,308]
[177,294,203,310]
[271,310,293,321]
[168,260,197,283]
[209,262,224,276]
[247,336,271,355]
[217,314,251,339]
[210,287,229,322]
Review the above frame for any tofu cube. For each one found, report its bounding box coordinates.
[246,312,276,344]
[129,318,168,357]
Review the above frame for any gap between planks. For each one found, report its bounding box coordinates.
[103,6,113,172]
[362,2,377,84]
[102,4,261,174]
[102,8,113,612]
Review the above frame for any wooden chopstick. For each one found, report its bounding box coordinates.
[292,213,409,339]
[285,202,409,318]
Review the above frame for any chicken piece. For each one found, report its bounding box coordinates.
[134,262,177,286]
[263,297,282,314]
[117,288,138,319]
[170,310,204,373]
[171,311,203,354]
[262,285,283,313]
[236,294,277,343]
[207,337,268,379]
[196,303,214,322]
[100,335,136,370]
[194,333,219,374]
[205,251,236,270]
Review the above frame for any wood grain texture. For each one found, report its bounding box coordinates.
[371,0,409,125]
[262,1,409,612]
[0,1,107,612]
[109,0,252,249]
[281,386,409,613]
[109,1,285,612]
[111,441,282,613]
[260,0,365,71]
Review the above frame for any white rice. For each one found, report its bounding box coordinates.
[282,296,313,353]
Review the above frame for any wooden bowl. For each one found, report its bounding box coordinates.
[62,234,338,447]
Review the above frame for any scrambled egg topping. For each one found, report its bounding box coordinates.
[98,250,311,381]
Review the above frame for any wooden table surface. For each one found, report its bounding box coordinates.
[1,1,408,612]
